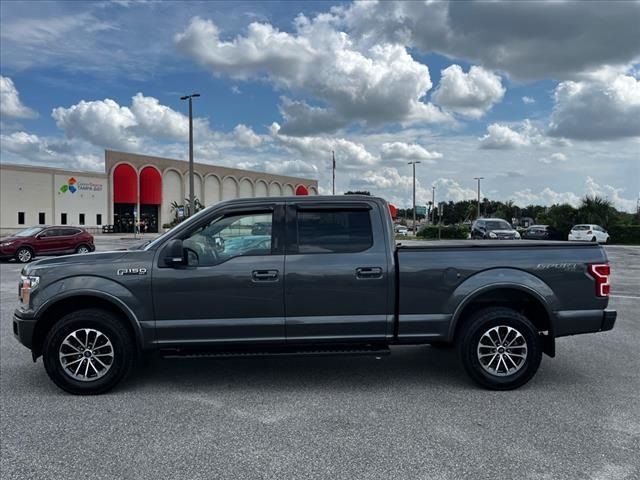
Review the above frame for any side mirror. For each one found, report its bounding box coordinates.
[164,239,185,266]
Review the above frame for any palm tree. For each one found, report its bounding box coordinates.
[579,195,614,227]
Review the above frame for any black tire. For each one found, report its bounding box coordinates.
[459,307,542,390]
[42,309,135,395]
[75,244,91,254]
[15,246,33,263]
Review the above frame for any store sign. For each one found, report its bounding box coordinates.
[60,177,103,194]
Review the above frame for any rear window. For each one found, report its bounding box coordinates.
[296,209,373,253]
[573,225,590,231]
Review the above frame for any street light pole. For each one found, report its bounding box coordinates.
[409,161,421,235]
[332,150,336,195]
[432,186,436,225]
[474,176,484,219]
[180,93,200,216]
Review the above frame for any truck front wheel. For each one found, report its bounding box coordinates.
[42,309,134,395]
[459,307,542,390]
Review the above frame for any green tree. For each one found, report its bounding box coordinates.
[577,195,615,228]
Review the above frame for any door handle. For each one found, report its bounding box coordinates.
[252,269,279,282]
[355,267,383,279]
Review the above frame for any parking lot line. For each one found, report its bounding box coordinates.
[610,294,640,300]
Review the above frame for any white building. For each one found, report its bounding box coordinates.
[0,150,318,235]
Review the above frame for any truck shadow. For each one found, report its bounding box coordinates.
[125,345,472,392]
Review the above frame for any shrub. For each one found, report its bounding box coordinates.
[417,225,470,240]
[608,225,640,245]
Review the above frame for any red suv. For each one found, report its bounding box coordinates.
[0,226,95,263]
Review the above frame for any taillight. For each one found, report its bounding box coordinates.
[588,263,610,297]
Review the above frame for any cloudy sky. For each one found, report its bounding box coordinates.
[1,0,639,211]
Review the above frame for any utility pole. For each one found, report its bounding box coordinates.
[180,93,200,216]
[409,161,421,235]
[432,186,436,225]
[332,150,336,195]
[474,177,484,219]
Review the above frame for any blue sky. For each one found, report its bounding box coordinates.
[1,0,638,210]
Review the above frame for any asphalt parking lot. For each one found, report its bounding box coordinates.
[1,241,638,480]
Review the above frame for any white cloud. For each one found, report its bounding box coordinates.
[539,152,568,164]
[432,177,477,202]
[270,122,377,169]
[175,16,449,135]
[522,96,535,104]
[233,124,262,148]
[432,65,505,118]
[379,142,442,163]
[0,76,37,118]
[338,1,640,80]
[548,73,640,140]
[585,176,637,212]
[129,93,189,139]
[479,120,571,149]
[0,131,102,171]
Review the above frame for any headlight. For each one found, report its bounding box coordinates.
[489,231,498,238]
[0,241,14,247]
[19,275,40,305]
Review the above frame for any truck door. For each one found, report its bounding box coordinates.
[152,205,286,346]
[284,202,391,343]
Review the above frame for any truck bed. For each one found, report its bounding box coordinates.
[397,240,599,249]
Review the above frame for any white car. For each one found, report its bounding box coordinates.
[395,225,409,235]
[568,224,610,243]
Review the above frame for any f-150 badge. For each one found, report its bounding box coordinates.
[117,268,148,276]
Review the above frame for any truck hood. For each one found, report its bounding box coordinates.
[27,251,128,270]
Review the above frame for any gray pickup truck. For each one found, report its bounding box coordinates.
[13,196,616,394]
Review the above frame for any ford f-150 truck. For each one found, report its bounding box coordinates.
[13,196,616,394]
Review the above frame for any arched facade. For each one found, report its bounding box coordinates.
[283,184,295,196]
[112,163,138,233]
[222,176,239,200]
[255,180,269,197]
[183,172,203,206]
[295,185,309,196]
[239,178,254,198]
[269,182,282,197]
[204,174,221,205]
[162,169,183,229]
[139,165,162,233]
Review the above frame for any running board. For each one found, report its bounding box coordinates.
[161,344,391,359]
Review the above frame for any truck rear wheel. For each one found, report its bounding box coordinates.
[459,307,542,390]
[42,309,134,395]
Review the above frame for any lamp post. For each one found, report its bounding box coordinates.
[409,161,421,235]
[474,176,484,219]
[180,93,200,216]
[432,186,436,225]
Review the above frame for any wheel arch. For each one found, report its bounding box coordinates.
[448,275,557,357]
[31,292,144,360]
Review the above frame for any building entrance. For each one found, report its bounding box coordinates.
[140,204,159,233]
[114,203,135,233]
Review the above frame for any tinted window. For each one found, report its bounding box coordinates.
[573,225,589,231]
[61,228,80,236]
[61,213,67,225]
[38,212,45,224]
[96,214,102,226]
[79,213,85,225]
[182,212,273,266]
[296,209,373,254]
[485,220,512,230]
[18,212,25,225]
[41,228,62,237]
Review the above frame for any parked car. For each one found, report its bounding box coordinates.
[568,224,610,243]
[471,218,520,240]
[522,225,562,241]
[13,196,616,394]
[395,224,409,235]
[0,226,94,263]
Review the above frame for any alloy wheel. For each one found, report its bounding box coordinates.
[477,325,528,377]
[59,328,114,382]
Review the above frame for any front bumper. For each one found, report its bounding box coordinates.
[13,310,36,350]
[554,309,617,337]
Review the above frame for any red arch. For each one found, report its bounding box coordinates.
[113,164,137,204]
[295,185,309,196]
[388,204,398,219]
[139,166,162,205]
